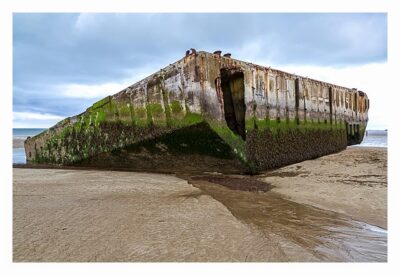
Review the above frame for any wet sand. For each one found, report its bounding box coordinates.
[13,169,275,262]
[13,147,387,262]
[260,147,387,229]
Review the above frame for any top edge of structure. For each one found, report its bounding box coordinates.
[111,50,364,97]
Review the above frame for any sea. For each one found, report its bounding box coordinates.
[13,128,46,164]
[12,128,388,164]
[353,130,388,148]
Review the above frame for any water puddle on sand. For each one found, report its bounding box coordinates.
[183,174,387,262]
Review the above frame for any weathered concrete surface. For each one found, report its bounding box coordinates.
[24,50,369,173]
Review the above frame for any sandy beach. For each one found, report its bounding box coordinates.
[13,147,387,262]
[261,147,387,229]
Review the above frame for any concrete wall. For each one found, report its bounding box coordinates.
[25,50,369,173]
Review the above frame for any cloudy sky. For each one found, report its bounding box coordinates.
[13,13,387,129]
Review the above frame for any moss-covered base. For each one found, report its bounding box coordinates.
[245,127,347,172]
[347,124,366,146]
[30,122,175,165]
[76,122,247,174]
[28,115,351,174]
[76,122,348,174]
[27,113,204,165]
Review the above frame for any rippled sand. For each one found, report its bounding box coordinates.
[13,147,387,262]
[260,147,387,229]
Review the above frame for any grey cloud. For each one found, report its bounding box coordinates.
[13,13,387,122]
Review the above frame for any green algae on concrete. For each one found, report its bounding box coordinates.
[27,107,206,166]
[24,50,369,174]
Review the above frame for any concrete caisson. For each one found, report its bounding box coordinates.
[24,50,369,173]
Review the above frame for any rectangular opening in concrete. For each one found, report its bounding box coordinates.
[220,69,246,140]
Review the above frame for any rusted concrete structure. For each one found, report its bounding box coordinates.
[24,50,369,173]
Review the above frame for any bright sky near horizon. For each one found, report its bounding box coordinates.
[13,13,387,129]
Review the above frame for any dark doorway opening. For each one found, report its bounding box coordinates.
[220,69,246,140]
